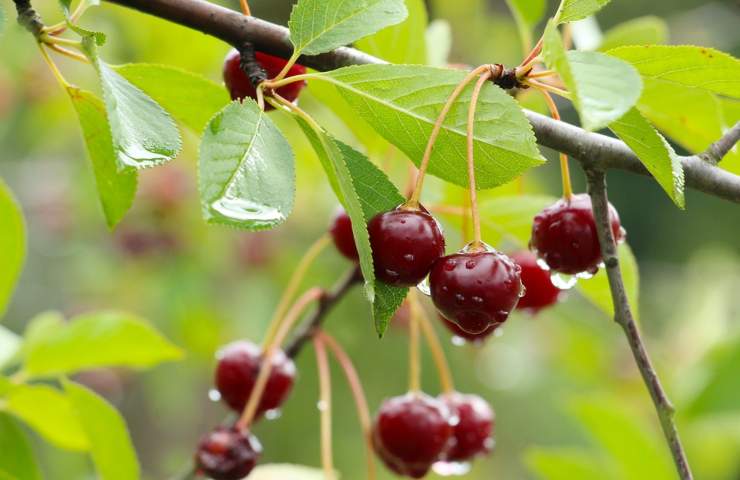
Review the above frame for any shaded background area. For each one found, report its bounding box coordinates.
[1,0,740,478]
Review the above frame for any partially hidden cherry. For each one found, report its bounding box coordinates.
[329,209,358,261]
[368,206,445,287]
[223,49,307,111]
[510,250,561,312]
[373,393,454,478]
[439,314,498,344]
[215,341,296,417]
[194,426,261,480]
[439,393,494,462]
[429,248,523,334]
[530,193,624,276]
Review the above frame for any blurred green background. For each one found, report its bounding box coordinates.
[1,0,740,478]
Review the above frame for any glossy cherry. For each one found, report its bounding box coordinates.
[510,250,561,312]
[222,49,307,111]
[429,248,523,334]
[329,209,358,261]
[215,341,296,417]
[373,393,454,478]
[439,314,498,344]
[439,392,494,462]
[530,193,624,275]
[194,426,261,480]
[368,206,445,287]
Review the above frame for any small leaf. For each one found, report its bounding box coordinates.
[289,0,408,56]
[0,179,25,317]
[64,381,140,480]
[199,101,295,230]
[577,243,639,319]
[68,87,138,228]
[557,0,611,24]
[0,326,21,370]
[249,464,331,479]
[525,447,618,480]
[356,0,427,65]
[58,0,105,45]
[609,108,684,208]
[505,0,547,49]
[0,413,43,480]
[598,16,668,51]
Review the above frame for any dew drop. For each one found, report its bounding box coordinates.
[385,269,399,279]
[576,270,594,280]
[518,284,527,298]
[317,400,328,412]
[451,336,467,347]
[550,271,577,289]
[471,296,484,305]
[536,258,551,271]
[432,461,471,476]
[417,276,431,296]
[597,261,606,269]
[454,293,465,305]
[208,389,221,402]
[403,253,415,262]
[444,261,456,271]
[264,408,282,421]
[494,327,504,338]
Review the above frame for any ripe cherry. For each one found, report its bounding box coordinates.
[439,393,494,462]
[329,209,358,261]
[429,247,523,334]
[215,341,296,417]
[510,250,561,312]
[368,206,445,287]
[439,314,498,344]
[373,393,453,478]
[194,426,261,480]
[222,49,307,111]
[530,193,624,276]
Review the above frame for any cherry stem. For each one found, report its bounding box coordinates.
[523,79,570,99]
[526,69,557,79]
[466,70,493,248]
[273,52,301,84]
[47,42,89,63]
[38,44,71,89]
[319,332,376,480]
[313,335,336,480]
[237,287,324,430]
[412,295,455,394]
[538,88,573,199]
[239,0,250,16]
[407,290,422,393]
[519,37,543,69]
[262,72,315,90]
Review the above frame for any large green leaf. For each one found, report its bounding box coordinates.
[289,0,408,56]
[505,0,547,49]
[320,65,545,189]
[598,16,668,51]
[609,108,684,208]
[0,179,25,318]
[68,88,138,228]
[22,311,182,378]
[0,413,42,480]
[355,0,427,65]
[577,243,639,319]
[476,195,557,247]
[525,447,617,480]
[557,0,611,24]
[0,326,21,370]
[250,464,329,479]
[64,381,139,480]
[115,64,229,133]
[199,101,295,230]
[425,20,452,67]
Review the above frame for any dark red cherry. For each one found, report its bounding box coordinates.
[429,249,523,334]
[510,250,561,312]
[194,426,261,480]
[215,341,296,417]
[439,314,498,344]
[329,209,358,261]
[530,193,624,275]
[439,393,494,462]
[373,393,453,478]
[368,206,445,287]
[223,49,307,111]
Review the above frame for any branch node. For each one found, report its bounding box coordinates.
[237,42,268,89]
[13,0,45,38]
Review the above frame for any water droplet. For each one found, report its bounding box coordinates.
[208,389,221,402]
[432,461,471,476]
[211,196,284,224]
[550,271,577,289]
[455,294,465,305]
[597,261,605,269]
[518,283,527,298]
[403,253,415,262]
[465,260,477,269]
[471,296,484,305]
[317,400,328,412]
[385,269,399,279]
[264,408,282,421]
[571,241,580,249]
[444,261,456,271]
[494,327,504,338]
[576,270,594,280]
[451,336,466,347]
[416,276,431,296]
[536,258,550,271]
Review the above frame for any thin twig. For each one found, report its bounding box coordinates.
[313,335,336,480]
[699,121,740,165]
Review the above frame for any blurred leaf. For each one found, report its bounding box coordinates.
[525,447,617,480]
[476,195,556,247]
[4,384,89,451]
[199,101,295,230]
[686,335,740,417]
[0,413,42,480]
[82,38,181,171]
[68,88,138,229]
[425,20,452,67]
[64,381,139,480]
[577,244,639,319]
[23,311,182,378]
[115,64,229,133]
[719,98,740,174]
[250,464,330,479]
[557,0,611,24]
[289,0,408,56]
[505,0,546,48]
[322,65,545,189]
[0,179,25,318]
[356,0,426,64]
[609,108,684,208]
[598,16,668,51]
[0,326,21,370]
[0,4,5,37]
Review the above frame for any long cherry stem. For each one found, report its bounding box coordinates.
[519,37,543,68]
[313,335,336,480]
[539,89,573,199]
[412,296,455,394]
[408,290,422,392]
[239,0,250,16]
[466,70,493,247]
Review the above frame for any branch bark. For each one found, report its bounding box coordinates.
[586,169,693,480]
[699,121,740,165]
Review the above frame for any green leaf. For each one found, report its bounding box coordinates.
[356,0,427,65]
[686,335,740,417]
[505,0,547,49]
[320,65,545,189]
[557,0,611,24]
[525,447,617,480]
[64,381,139,480]
[250,464,330,479]
[67,88,138,229]
[58,0,105,45]
[476,195,557,247]
[4,384,89,451]
[0,326,21,370]
[577,243,639,319]
[425,20,452,67]
[0,4,5,37]
[543,21,642,131]
[23,311,182,378]
[82,38,181,171]
[598,16,668,51]
[609,108,684,208]
[115,64,229,133]
[289,0,408,56]
[0,413,43,480]
[0,179,25,318]
[199,101,295,230]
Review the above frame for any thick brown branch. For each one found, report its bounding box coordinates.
[699,121,740,165]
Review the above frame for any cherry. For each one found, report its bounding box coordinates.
[329,209,358,261]
[194,426,261,480]
[510,250,561,312]
[439,393,494,462]
[373,393,453,478]
[368,206,445,287]
[429,248,523,334]
[222,49,307,111]
[439,314,498,344]
[530,193,624,276]
[215,341,296,417]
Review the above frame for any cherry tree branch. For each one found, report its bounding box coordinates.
[586,169,693,480]
[699,121,740,165]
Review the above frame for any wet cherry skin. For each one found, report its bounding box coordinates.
[215,341,296,417]
[222,49,307,111]
[439,392,494,462]
[530,193,624,275]
[510,250,561,312]
[439,314,498,344]
[329,209,358,261]
[368,206,446,287]
[194,426,261,480]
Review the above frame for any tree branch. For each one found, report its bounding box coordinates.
[699,121,740,165]
[586,169,693,480]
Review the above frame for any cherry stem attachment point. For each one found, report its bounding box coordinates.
[412,295,455,394]
[408,291,422,393]
[519,37,543,69]
[539,89,573,199]
[313,335,336,480]
[466,70,493,248]
[273,52,301,84]
[239,0,251,16]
